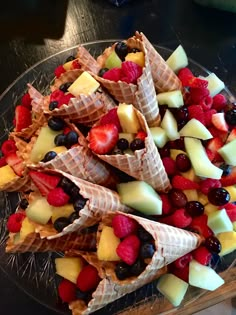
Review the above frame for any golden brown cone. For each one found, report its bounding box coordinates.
[91,106,170,192]
[76,45,101,73]
[135,31,182,92]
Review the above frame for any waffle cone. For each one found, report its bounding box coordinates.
[6,229,97,253]
[93,107,170,192]
[27,84,45,113]
[135,32,182,93]
[76,45,101,74]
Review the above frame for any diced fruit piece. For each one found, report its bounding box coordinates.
[47,187,70,207]
[207,209,233,234]
[29,171,61,197]
[162,157,177,176]
[166,45,188,73]
[188,214,213,238]
[112,214,138,238]
[77,264,101,292]
[116,234,141,265]
[19,217,35,239]
[157,90,184,108]
[171,175,199,190]
[149,127,168,148]
[171,264,189,283]
[173,253,192,269]
[179,119,213,140]
[198,192,209,205]
[159,193,173,215]
[217,231,236,256]
[88,123,119,154]
[100,108,122,132]
[51,204,75,224]
[5,153,24,176]
[204,203,219,215]
[68,71,100,96]
[97,226,121,261]
[157,273,189,307]
[218,139,236,166]
[226,128,236,143]
[212,113,229,132]
[180,168,197,182]
[105,50,122,69]
[157,208,192,228]
[200,178,222,195]
[160,109,180,141]
[118,133,135,143]
[0,165,18,186]
[189,259,224,291]
[224,203,236,222]
[63,59,74,71]
[30,126,61,163]
[184,137,223,179]
[15,105,32,132]
[1,139,17,156]
[55,257,84,284]
[183,189,198,202]
[26,196,53,225]
[7,212,26,233]
[54,65,66,78]
[220,166,236,186]
[103,67,122,82]
[125,51,145,67]
[170,149,186,161]
[53,146,67,154]
[188,105,205,125]
[117,181,162,215]
[203,73,225,97]
[117,103,141,133]
[192,246,212,265]
[120,61,142,84]
[206,137,224,163]
[58,279,76,303]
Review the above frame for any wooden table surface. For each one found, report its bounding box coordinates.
[0,0,236,314]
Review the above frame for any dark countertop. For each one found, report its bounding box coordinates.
[0,0,236,314]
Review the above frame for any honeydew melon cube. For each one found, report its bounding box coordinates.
[157,273,189,307]
[166,45,188,73]
[207,209,233,234]
[105,50,122,69]
[157,90,184,108]
[26,197,53,225]
[217,231,236,256]
[117,181,162,215]
[161,109,180,141]
[179,118,213,140]
[149,127,168,148]
[218,139,236,166]
[203,73,225,97]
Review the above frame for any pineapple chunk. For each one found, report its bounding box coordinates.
[53,146,67,154]
[51,204,75,224]
[183,189,198,201]
[55,257,84,284]
[0,165,18,187]
[68,71,100,96]
[170,149,186,161]
[117,103,141,133]
[20,217,35,240]
[97,226,121,261]
[125,52,145,67]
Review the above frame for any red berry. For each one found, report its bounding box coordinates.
[212,113,229,132]
[103,67,122,82]
[135,130,147,141]
[72,59,81,69]
[171,175,200,190]
[204,109,217,127]
[121,61,142,84]
[189,87,209,104]
[0,156,7,167]
[58,93,74,108]
[172,264,189,283]
[15,105,32,132]
[200,178,222,195]
[58,279,76,303]
[192,246,212,265]
[47,187,70,207]
[200,95,213,111]
[162,157,176,176]
[50,90,64,103]
[178,67,194,86]
[188,214,213,238]
[21,93,32,108]
[116,235,141,265]
[54,65,66,78]
[157,208,192,228]
[5,153,24,176]
[29,171,61,197]
[188,77,208,89]
[212,94,227,111]
[76,265,100,292]
[159,193,173,215]
[100,108,122,132]
[7,212,26,233]
[188,105,205,125]
[173,253,192,269]
[224,203,236,222]
[112,214,138,239]
[1,139,17,156]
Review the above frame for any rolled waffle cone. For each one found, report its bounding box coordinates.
[27,170,132,240]
[6,229,97,253]
[27,83,45,113]
[76,39,160,127]
[135,31,182,93]
[93,107,170,192]
[76,45,101,73]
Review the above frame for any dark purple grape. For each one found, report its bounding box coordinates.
[205,236,221,254]
[159,146,170,158]
[176,154,191,172]
[48,117,64,131]
[208,187,230,206]
[53,217,70,232]
[140,243,155,259]
[185,201,204,217]
[49,100,58,111]
[130,259,146,276]
[159,105,168,118]
[19,198,29,209]
[115,41,128,60]
[117,138,129,151]
[65,131,78,146]
[176,106,189,122]
[59,82,72,93]
[225,108,236,126]
[130,138,145,151]
[169,189,188,208]
[42,151,57,162]
[98,67,109,77]
[54,134,66,146]
[115,262,131,280]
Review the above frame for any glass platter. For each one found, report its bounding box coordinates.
[0,40,235,315]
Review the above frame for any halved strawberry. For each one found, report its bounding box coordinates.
[21,92,32,109]
[135,130,147,141]
[188,214,213,238]
[207,126,228,142]
[29,170,61,197]
[5,153,24,176]
[15,105,32,132]
[226,128,236,143]
[220,166,236,186]
[224,203,236,222]
[1,139,17,156]
[206,137,224,163]
[100,108,122,132]
[211,113,229,132]
[88,123,119,154]
[192,246,212,265]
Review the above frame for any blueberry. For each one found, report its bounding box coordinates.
[48,117,64,131]
[68,211,79,223]
[115,262,131,280]
[130,259,146,276]
[225,108,236,126]
[75,288,91,301]
[49,100,59,111]
[53,217,70,232]
[65,55,75,62]
[59,82,72,93]
[220,164,231,176]
[70,185,81,202]
[73,198,87,212]
[130,138,145,151]
[65,131,78,146]
[137,226,153,242]
[59,177,75,194]
[54,134,66,146]
[115,41,128,60]
[98,67,109,77]
[140,243,155,259]
[42,151,57,162]
[117,138,129,151]
[19,198,29,209]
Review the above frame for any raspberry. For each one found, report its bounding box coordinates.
[157,208,192,228]
[76,264,100,292]
[171,175,200,190]
[100,108,122,132]
[135,130,147,141]
[178,68,194,86]
[50,90,65,103]
[72,59,81,69]
[172,264,189,283]
[58,279,76,303]
[162,157,176,176]
[112,214,138,239]
[121,61,142,84]
[192,246,212,265]
[54,65,66,78]
[1,139,17,156]
[188,105,205,125]
[173,253,192,269]
[200,178,222,195]
[189,87,209,104]
[116,234,141,265]
[212,94,227,111]
[159,193,173,215]
[204,109,217,127]
[21,93,32,108]
[7,212,26,233]
[58,93,74,108]
[0,156,6,167]
[47,187,70,207]
[200,95,213,111]
[103,67,122,82]
[188,77,208,88]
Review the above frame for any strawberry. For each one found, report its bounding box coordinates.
[189,87,209,104]
[121,61,142,84]
[211,113,229,132]
[220,166,236,186]
[99,108,122,132]
[224,203,236,222]
[200,95,213,111]
[15,105,32,132]
[188,105,205,125]
[103,67,122,82]
[116,234,141,265]
[58,279,76,303]
[188,214,213,238]
[76,264,101,292]
[88,123,119,154]
[7,212,26,233]
[212,93,227,111]
[135,130,147,141]
[54,65,66,78]
[172,263,189,283]
[192,246,212,265]
[157,208,192,228]
[204,109,216,127]
[162,157,177,176]
[206,137,224,163]
[29,170,61,197]
[47,187,70,207]
[207,126,228,142]
[0,156,6,167]
[159,193,173,215]
[173,253,192,269]
[1,139,17,156]
[171,175,200,190]
[200,178,222,195]
[72,59,81,69]
[226,128,236,143]
[112,214,138,239]
[5,153,24,176]
[21,92,32,109]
